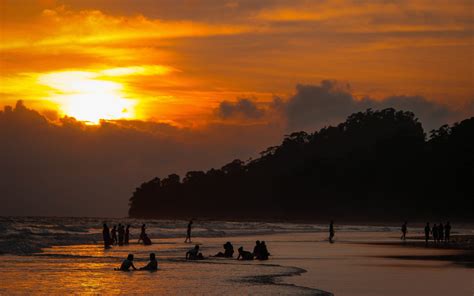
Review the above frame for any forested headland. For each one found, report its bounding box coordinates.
[128,108,473,221]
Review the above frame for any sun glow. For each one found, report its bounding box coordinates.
[38,71,136,124]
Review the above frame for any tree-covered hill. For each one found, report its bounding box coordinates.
[128,108,474,221]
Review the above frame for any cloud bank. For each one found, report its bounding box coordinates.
[1,81,472,216]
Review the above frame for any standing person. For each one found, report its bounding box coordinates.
[329,220,335,243]
[184,220,193,243]
[124,225,130,245]
[424,222,431,246]
[138,224,146,243]
[118,224,124,246]
[111,225,118,245]
[401,221,407,241]
[438,223,444,243]
[102,223,111,248]
[445,222,451,242]
[432,224,438,244]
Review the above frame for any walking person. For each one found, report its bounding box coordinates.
[111,225,118,245]
[401,221,407,241]
[184,220,193,243]
[329,220,335,243]
[138,224,146,244]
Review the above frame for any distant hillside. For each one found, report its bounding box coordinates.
[128,108,474,221]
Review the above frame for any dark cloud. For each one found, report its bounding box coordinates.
[280,80,473,132]
[216,98,265,119]
[0,102,282,216]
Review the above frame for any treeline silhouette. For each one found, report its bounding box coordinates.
[129,108,473,221]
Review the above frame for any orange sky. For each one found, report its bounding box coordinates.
[1,0,473,125]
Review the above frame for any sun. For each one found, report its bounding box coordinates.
[38,71,136,124]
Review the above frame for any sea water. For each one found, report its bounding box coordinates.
[0,217,472,295]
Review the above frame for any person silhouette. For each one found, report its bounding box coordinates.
[444,222,451,242]
[118,224,124,246]
[124,225,130,245]
[184,220,193,243]
[258,241,270,260]
[432,224,438,244]
[138,224,146,244]
[214,242,234,258]
[424,222,430,247]
[116,254,136,271]
[438,223,444,243]
[401,221,407,241]
[186,244,203,260]
[140,253,158,271]
[329,221,335,243]
[253,241,261,259]
[111,225,118,245]
[237,247,254,260]
[102,223,111,248]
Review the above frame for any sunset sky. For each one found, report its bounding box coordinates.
[1,0,473,216]
[2,0,473,124]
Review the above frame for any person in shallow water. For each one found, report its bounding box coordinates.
[214,241,234,258]
[401,221,407,241]
[444,222,451,242]
[237,247,254,260]
[140,253,158,271]
[102,223,111,248]
[116,254,137,271]
[186,245,204,260]
[329,221,335,243]
[138,224,146,244]
[111,225,118,245]
[432,224,438,243]
[124,225,130,245]
[257,241,270,260]
[118,224,124,246]
[253,241,261,259]
[424,222,431,246]
[438,223,444,243]
[184,220,193,243]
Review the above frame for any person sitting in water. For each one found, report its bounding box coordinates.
[252,241,261,259]
[214,241,234,258]
[116,254,137,271]
[257,241,270,260]
[140,253,158,271]
[142,233,152,245]
[186,245,204,260]
[237,247,253,260]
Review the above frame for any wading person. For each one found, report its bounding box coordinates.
[185,220,193,243]
[401,221,407,241]
[329,221,335,243]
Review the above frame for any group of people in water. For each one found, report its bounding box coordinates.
[183,240,271,261]
[103,223,152,248]
[117,253,159,271]
[423,222,452,245]
[400,221,452,246]
[102,223,130,248]
[120,240,271,270]
[111,220,455,271]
